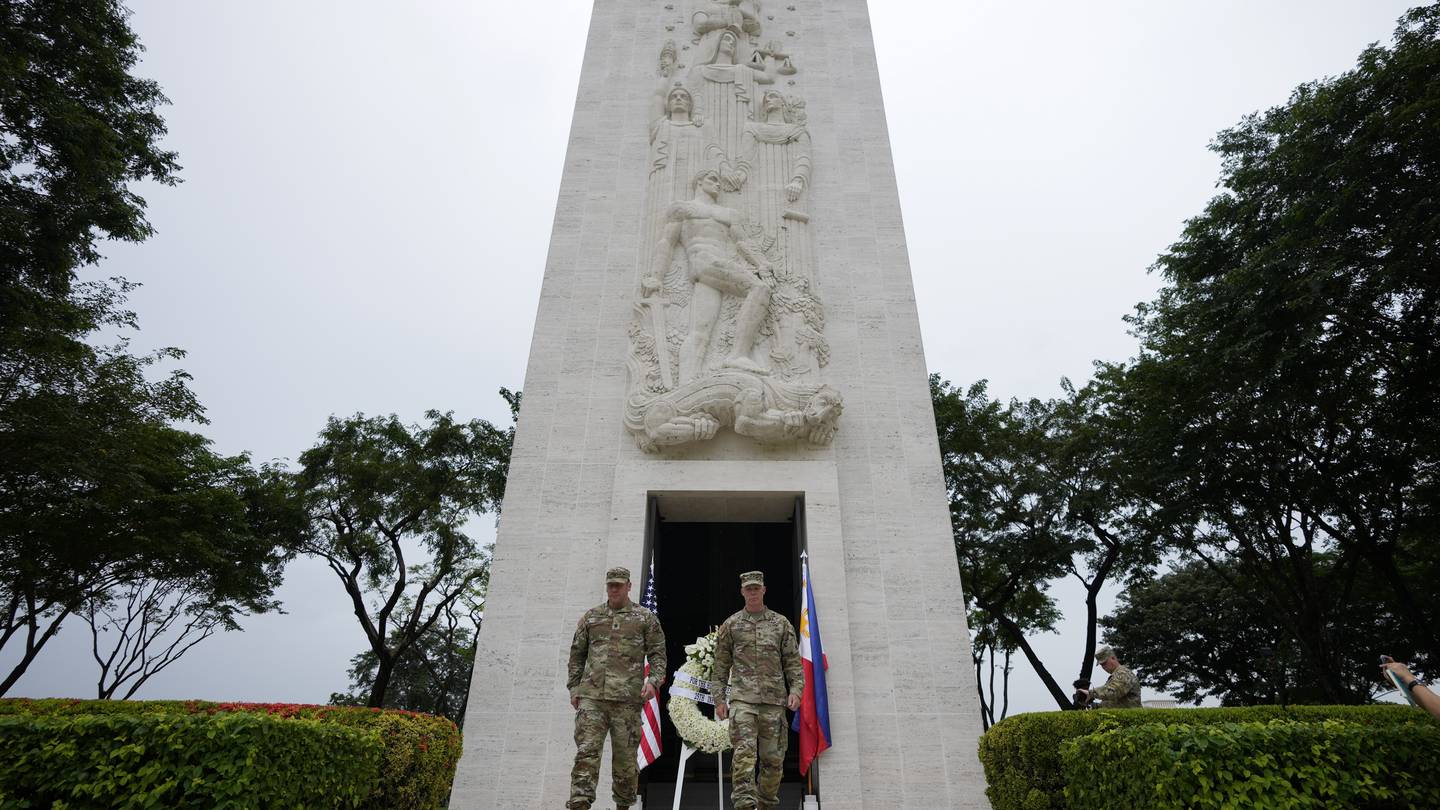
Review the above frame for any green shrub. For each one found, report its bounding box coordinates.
[0,711,381,808]
[0,699,463,810]
[344,710,464,810]
[977,704,1431,810]
[1062,719,1440,808]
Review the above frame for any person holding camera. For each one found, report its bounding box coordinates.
[1383,661,1440,721]
[1079,646,1143,709]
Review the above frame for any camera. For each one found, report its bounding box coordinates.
[1072,678,1091,709]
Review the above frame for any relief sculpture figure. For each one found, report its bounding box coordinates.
[724,90,829,382]
[645,169,772,382]
[624,371,842,453]
[691,28,778,161]
[724,90,812,232]
[645,83,708,273]
[623,4,841,451]
[650,86,705,186]
[693,0,763,39]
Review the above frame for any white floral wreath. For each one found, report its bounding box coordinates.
[667,631,732,753]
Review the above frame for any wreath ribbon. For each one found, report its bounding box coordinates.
[673,671,714,691]
[669,684,715,705]
[667,631,733,753]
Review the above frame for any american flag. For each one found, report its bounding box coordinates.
[637,563,663,769]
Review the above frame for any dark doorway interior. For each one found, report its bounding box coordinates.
[641,511,804,809]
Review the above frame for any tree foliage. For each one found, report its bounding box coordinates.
[1103,6,1440,702]
[1,0,179,313]
[0,279,296,696]
[331,583,484,727]
[1102,558,1403,706]
[0,0,291,697]
[934,376,1154,712]
[291,392,517,709]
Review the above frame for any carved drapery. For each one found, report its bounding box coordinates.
[625,1,841,452]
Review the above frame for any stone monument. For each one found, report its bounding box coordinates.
[453,1,990,807]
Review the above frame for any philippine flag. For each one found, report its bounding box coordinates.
[792,551,831,775]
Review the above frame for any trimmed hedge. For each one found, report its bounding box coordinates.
[977,704,1433,810]
[0,711,381,808]
[0,699,463,810]
[1062,720,1440,808]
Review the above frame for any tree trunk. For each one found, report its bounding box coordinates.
[973,648,991,730]
[1076,535,1120,682]
[369,653,395,708]
[0,607,71,697]
[1000,647,1012,721]
[990,609,1072,709]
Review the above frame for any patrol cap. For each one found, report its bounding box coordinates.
[1094,645,1116,663]
[739,571,765,587]
[606,566,631,584]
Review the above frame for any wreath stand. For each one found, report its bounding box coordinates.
[667,631,731,810]
[669,743,724,810]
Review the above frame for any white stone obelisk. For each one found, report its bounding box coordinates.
[452,2,990,808]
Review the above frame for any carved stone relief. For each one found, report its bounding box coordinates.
[625,1,841,452]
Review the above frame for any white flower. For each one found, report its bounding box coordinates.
[668,632,732,753]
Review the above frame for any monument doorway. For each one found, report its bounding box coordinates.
[639,493,806,810]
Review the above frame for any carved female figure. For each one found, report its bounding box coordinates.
[725,90,812,232]
[723,91,827,381]
[649,86,707,205]
[689,28,777,163]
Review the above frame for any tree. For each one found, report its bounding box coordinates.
[84,579,243,701]
[969,589,1058,729]
[1,0,179,319]
[1,3,297,698]
[935,376,1077,710]
[1107,6,1440,701]
[1043,380,1160,687]
[1103,558,1402,706]
[0,284,296,695]
[79,461,296,700]
[290,391,516,709]
[934,375,1155,711]
[331,579,486,727]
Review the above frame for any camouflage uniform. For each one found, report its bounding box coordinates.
[713,572,803,810]
[566,567,667,810]
[1088,647,1143,709]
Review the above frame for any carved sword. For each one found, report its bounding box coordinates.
[637,295,674,389]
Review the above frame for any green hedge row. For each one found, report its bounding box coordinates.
[978,704,1433,810]
[0,699,463,810]
[0,712,380,808]
[1063,720,1440,808]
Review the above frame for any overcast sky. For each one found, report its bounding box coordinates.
[3,1,1420,715]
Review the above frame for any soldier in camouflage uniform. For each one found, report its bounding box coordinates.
[1082,645,1143,709]
[712,571,803,810]
[566,566,667,810]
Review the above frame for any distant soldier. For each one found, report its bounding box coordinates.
[1081,646,1143,709]
[566,566,668,810]
[713,571,803,810]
